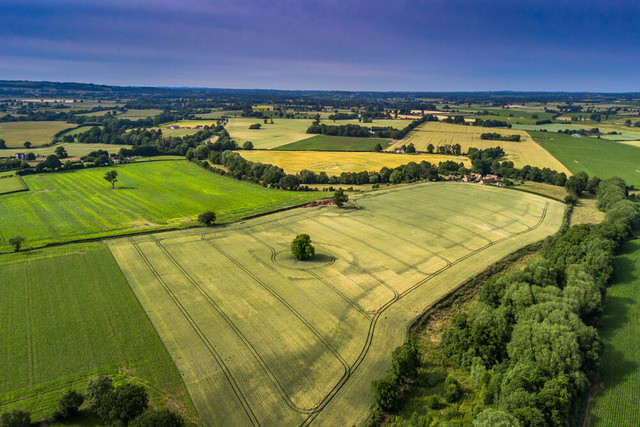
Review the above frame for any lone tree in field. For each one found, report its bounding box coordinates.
[104,170,118,189]
[0,139,6,149]
[8,236,25,252]
[24,141,32,148]
[333,188,349,208]
[198,211,216,226]
[291,234,315,260]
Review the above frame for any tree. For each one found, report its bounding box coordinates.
[426,143,435,153]
[391,337,419,381]
[405,143,416,154]
[8,236,25,252]
[389,169,403,184]
[371,374,399,411]
[97,383,148,425]
[374,143,382,152]
[242,141,254,150]
[198,211,216,226]
[0,139,6,149]
[0,409,31,427]
[23,141,31,148]
[86,376,114,411]
[444,375,463,402]
[291,234,315,260]
[56,389,84,419]
[55,145,68,158]
[104,170,118,189]
[249,123,261,129]
[26,153,36,161]
[130,409,185,427]
[333,188,349,207]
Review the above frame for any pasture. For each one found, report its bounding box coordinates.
[0,173,27,195]
[588,239,640,426]
[0,243,195,421]
[158,120,219,137]
[117,108,163,118]
[225,117,315,149]
[0,160,328,251]
[323,119,408,129]
[108,183,564,426]
[0,121,77,147]
[239,150,470,175]
[389,122,571,173]
[273,135,392,151]
[514,123,640,141]
[530,131,640,187]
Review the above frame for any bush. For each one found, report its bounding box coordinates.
[85,375,114,411]
[97,383,149,425]
[291,234,315,260]
[0,410,30,427]
[444,375,463,403]
[249,123,261,129]
[564,194,579,206]
[56,389,84,419]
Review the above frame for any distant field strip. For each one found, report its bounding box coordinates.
[0,161,328,251]
[226,118,315,149]
[389,122,571,173]
[0,121,77,147]
[108,183,564,426]
[239,150,470,175]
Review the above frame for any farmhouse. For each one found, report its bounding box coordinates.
[481,174,499,185]
[15,153,26,160]
[463,173,482,183]
[394,147,406,154]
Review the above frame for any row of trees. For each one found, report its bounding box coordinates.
[306,114,439,140]
[480,132,521,142]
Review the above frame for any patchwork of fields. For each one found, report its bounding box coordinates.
[0,244,195,420]
[0,160,328,251]
[0,121,77,147]
[108,183,564,426]
[0,173,27,195]
[239,150,470,175]
[226,117,315,149]
[389,122,571,173]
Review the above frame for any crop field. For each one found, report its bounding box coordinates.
[117,108,163,118]
[0,160,328,251]
[108,183,564,426]
[530,131,640,187]
[157,120,220,137]
[0,173,27,195]
[239,150,470,175]
[588,238,640,426]
[273,135,392,151]
[0,243,195,421]
[225,117,315,149]
[0,121,77,147]
[388,122,571,173]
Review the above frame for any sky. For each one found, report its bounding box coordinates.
[1,0,639,92]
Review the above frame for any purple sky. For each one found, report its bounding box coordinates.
[1,0,639,91]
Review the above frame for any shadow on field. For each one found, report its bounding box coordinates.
[114,186,137,190]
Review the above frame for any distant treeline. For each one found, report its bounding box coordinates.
[480,133,521,142]
[306,114,439,139]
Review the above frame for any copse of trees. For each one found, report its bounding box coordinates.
[306,114,438,140]
[480,133,521,142]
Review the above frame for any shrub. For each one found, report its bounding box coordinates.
[444,375,463,403]
[130,408,185,427]
[56,389,84,419]
[0,410,30,427]
[371,374,399,411]
[198,211,216,226]
[425,394,442,410]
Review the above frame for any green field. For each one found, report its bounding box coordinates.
[323,119,407,129]
[116,108,163,119]
[225,117,315,149]
[0,121,77,147]
[108,183,564,426]
[0,174,27,194]
[588,238,640,426]
[273,135,392,151]
[0,243,195,421]
[4,142,127,160]
[514,123,640,141]
[0,160,328,251]
[530,131,640,187]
